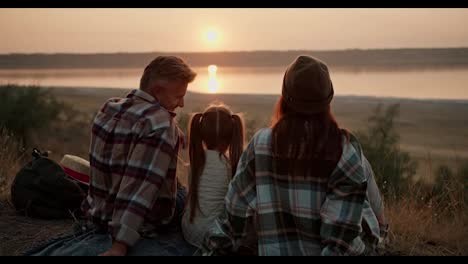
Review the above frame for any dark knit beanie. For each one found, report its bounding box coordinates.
[282,55,334,114]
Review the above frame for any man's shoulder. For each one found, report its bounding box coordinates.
[98,96,175,134]
[134,103,179,145]
[138,105,175,132]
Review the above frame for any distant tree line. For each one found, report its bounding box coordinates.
[1,48,468,69]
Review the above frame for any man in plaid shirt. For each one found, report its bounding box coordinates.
[202,55,388,256]
[81,56,197,256]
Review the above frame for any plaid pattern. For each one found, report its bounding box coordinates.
[203,128,385,256]
[81,89,180,247]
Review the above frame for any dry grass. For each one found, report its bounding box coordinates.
[0,127,24,201]
[384,182,467,256]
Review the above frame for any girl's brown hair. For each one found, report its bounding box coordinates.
[187,103,245,223]
[271,95,349,177]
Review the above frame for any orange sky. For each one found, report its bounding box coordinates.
[1,8,468,53]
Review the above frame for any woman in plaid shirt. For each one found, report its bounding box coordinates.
[202,55,388,256]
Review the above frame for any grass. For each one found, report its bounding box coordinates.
[385,191,467,255]
[0,85,467,255]
[0,127,24,202]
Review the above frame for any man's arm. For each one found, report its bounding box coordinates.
[103,125,177,255]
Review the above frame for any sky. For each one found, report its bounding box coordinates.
[1,8,468,53]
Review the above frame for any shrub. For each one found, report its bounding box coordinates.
[354,103,418,198]
[458,161,468,205]
[0,127,24,199]
[0,85,64,145]
[430,163,467,216]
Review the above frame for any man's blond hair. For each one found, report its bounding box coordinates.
[140,56,197,92]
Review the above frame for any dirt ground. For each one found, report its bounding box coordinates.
[1,198,463,256]
[0,200,74,256]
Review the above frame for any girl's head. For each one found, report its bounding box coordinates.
[187,102,245,222]
[190,104,244,153]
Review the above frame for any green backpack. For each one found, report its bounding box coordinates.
[10,148,87,219]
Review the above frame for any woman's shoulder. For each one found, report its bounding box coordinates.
[250,127,273,145]
[333,132,367,184]
[340,131,363,158]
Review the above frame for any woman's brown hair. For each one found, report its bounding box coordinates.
[187,103,245,222]
[271,95,349,177]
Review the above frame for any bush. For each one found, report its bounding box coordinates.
[458,161,468,204]
[0,85,64,145]
[354,103,418,198]
[244,114,261,141]
[434,165,454,195]
[0,127,24,199]
[431,162,467,216]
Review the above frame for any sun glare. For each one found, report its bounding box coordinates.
[208,65,218,74]
[205,29,219,44]
[207,64,219,93]
[208,78,218,93]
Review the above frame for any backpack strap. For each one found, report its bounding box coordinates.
[32,148,42,159]
[32,148,49,159]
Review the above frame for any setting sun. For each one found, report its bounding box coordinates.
[205,29,219,44]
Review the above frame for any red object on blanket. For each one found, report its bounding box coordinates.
[60,155,90,185]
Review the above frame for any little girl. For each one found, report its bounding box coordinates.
[181,103,245,248]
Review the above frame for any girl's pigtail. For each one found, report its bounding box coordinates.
[188,113,205,223]
[229,114,245,179]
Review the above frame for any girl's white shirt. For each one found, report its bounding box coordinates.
[182,149,231,248]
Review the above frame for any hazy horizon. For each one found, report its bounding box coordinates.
[2,46,468,55]
[1,8,468,53]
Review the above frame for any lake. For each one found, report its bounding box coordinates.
[1,66,468,100]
